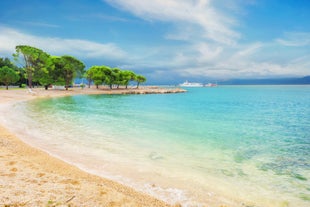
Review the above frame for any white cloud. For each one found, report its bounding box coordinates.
[1,25,308,81]
[175,61,299,79]
[104,0,240,45]
[195,43,223,63]
[138,39,309,79]
[276,32,310,47]
[232,42,263,57]
[0,26,128,61]
[99,0,309,79]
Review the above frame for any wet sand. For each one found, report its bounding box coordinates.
[0,87,179,207]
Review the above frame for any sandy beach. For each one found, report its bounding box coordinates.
[0,87,178,207]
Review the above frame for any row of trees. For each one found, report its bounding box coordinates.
[0,45,146,90]
[86,66,146,89]
[14,45,85,90]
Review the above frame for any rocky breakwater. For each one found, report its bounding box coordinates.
[104,86,187,95]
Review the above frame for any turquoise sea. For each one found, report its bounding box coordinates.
[3,86,310,206]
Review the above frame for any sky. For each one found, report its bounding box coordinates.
[0,0,309,84]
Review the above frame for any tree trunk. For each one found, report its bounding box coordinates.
[88,78,91,88]
[96,84,99,89]
[65,79,69,90]
[24,57,32,88]
[6,83,8,90]
[136,82,140,88]
[44,85,49,90]
[28,69,33,88]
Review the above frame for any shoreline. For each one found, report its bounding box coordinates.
[0,87,180,207]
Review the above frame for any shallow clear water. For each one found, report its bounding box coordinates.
[3,86,310,206]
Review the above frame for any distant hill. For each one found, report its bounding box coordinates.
[219,76,310,85]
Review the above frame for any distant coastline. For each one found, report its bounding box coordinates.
[218,75,310,85]
[144,76,310,86]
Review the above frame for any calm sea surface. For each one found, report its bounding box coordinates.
[4,86,310,206]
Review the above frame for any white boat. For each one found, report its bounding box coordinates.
[179,80,204,87]
[179,81,218,87]
[204,83,217,87]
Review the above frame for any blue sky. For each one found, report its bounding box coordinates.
[0,0,309,83]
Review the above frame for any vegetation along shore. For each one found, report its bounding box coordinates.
[1,45,150,91]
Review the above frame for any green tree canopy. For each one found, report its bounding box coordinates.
[100,66,113,89]
[120,70,136,89]
[135,75,146,88]
[111,68,121,88]
[87,66,107,89]
[54,55,85,90]
[0,66,20,90]
[85,67,94,88]
[35,56,56,90]
[0,57,25,87]
[10,45,146,90]
[85,66,145,89]
[0,57,16,69]
[13,45,50,88]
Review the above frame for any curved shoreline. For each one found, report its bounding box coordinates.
[0,87,180,207]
